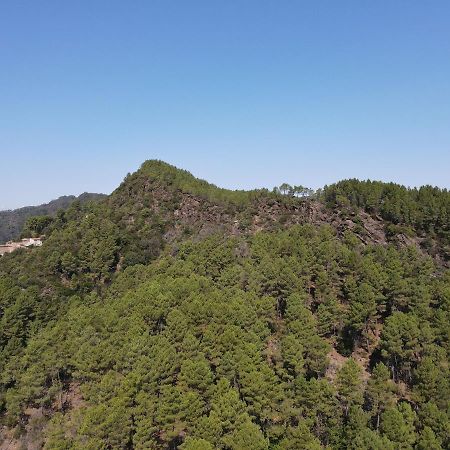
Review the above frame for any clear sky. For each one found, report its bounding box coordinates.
[1,1,449,210]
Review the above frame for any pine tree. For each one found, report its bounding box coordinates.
[222,420,269,450]
[412,356,445,405]
[366,362,395,429]
[336,358,363,415]
[279,421,322,450]
[416,427,443,450]
[380,402,417,449]
[347,282,378,349]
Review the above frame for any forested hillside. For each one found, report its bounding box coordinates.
[322,180,450,260]
[0,161,448,450]
[0,193,106,243]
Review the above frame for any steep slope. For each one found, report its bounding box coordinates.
[0,193,106,243]
[107,161,414,251]
[323,179,450,263]
[0,161,448,450]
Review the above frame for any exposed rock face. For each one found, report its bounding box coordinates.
[104,161,443,268]
[126,183,391,247]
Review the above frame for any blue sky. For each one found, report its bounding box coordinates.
[1,1,449,209]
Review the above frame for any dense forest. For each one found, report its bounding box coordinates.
[0,161,448,450]
[0,193,106,244]
[322,180,449,248]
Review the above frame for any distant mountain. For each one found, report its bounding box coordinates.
[0,192,106,243]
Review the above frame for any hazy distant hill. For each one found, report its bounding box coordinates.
[0,192,106,243]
